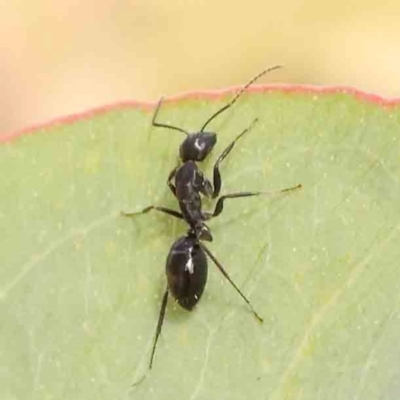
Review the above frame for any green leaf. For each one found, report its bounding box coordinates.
[1,88,400,400]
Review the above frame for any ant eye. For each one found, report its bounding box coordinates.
[194,138,206,151]
[192,132,217,161]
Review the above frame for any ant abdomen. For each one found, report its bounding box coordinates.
[166,235,208,310]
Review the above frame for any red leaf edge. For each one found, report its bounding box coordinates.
[1,84,399,144]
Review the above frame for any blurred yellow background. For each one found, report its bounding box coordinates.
[1,0,400,135]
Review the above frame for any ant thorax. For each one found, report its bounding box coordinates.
[175,161,213,198]
[174,161,213,226]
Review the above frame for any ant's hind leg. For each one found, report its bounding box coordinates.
[149,288,169,369]
[131,288,169,387]
[200,244,263,323]
[212,119,258,199]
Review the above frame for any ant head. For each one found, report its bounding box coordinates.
[179,132,217,162]
[153,65,282,162]
[194,222,213,242]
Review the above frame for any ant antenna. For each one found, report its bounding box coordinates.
[200,65,283,132]
[152,96,190,136]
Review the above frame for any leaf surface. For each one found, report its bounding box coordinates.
[1,87,400,400]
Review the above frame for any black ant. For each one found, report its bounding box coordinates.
[122,66,302,383]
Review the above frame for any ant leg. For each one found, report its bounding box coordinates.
[152,97,189,136]
[206,184,302,219]
[208,191,262,218]
[149,288,169,369]
[167,166,178,197]
[122,206,183,220]
[132,288,169,387]
[201,244,263,323]
[212,118,258,198]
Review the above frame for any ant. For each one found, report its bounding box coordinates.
[122,66,302,383]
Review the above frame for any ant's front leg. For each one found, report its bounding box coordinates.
[167,166,178,197]
[211,118,258,199]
